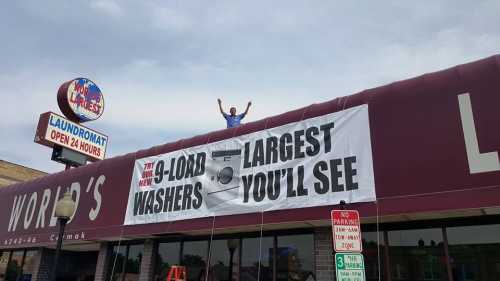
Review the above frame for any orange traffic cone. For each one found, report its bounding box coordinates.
[166,265,187,281]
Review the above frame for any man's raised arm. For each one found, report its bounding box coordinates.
[244,101,252,116]
[217,98,226,115]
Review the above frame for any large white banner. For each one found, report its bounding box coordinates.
[124,104,376,225]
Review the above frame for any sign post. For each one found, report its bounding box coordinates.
[332,209,365,281]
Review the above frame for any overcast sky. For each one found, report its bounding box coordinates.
[1,1,499,173]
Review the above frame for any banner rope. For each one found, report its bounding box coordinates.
[109,226,125,281]
[205,215,216,281]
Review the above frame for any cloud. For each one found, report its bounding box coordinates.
[150,6,193,31]
[90,0,124,18]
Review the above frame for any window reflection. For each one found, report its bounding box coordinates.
[153,233,315,281]
[240,237,274,281]
[362,231,385,281]
[108,245,126,281]
[182,241,207,281]
[5,251,23,281]
[208,239,239,281]
[124,245,143,281]
[276,234,314,281]
[20,251,36,281]
[155,242,181,281]
[388,228,447,281]
[0,251,10,281]
[447,224,500,281]
[107,244,143,281]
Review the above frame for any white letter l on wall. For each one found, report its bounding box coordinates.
[458,93,500,174]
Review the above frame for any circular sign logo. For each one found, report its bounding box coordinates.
[57,78,104,122]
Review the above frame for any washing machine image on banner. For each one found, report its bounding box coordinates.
[205,148,242,209]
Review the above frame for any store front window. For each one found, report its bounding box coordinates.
[108,245,126,281]
[208,239,240,281]
[0,250,42,281]
[0,251,11,281]
[107,244,143,281]
[55,250,98,281]
[447,224,500,281]
[125,245,143,281]
[388,228,447,281]
[182,241,208,281]
[155,242,181,281]
[240,237,274,281]
[276,234,314,281]
[20,250,36,281]
[154,232,314,281]
[362,231,385,281]
[5,250,23,281]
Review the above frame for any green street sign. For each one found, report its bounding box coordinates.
[335,253,365,281]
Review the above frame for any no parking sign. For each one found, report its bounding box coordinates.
[331,210,362,252]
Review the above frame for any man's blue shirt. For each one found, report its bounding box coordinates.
[223,113,245,128]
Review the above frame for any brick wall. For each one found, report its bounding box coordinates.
[30,249,43,281]
[314,228,335,281]
[139,239,156,281]
[94,242,110,281]
[33,248,54,281]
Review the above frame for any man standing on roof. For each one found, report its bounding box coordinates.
[218,98,252,128]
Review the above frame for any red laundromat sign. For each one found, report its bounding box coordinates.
[331,210,362,252]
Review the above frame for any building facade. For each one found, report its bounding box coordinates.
[0,160,47,188]
[1,55,500,281]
